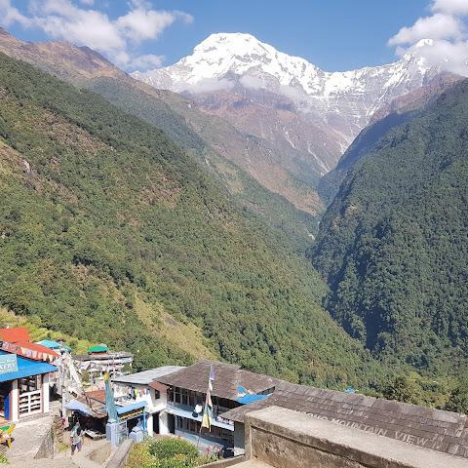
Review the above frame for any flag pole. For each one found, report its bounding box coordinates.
[197,365,214,450]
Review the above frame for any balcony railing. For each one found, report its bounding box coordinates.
[19,390,42,416]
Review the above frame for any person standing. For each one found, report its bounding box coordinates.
[70,422,83,456]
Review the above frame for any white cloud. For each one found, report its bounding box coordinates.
[30,1,126,53]
[0,0,30,27]
[179,78,234,94]
[117,9,185,43]
[239,75,266,90]
[404,39,468,75]
[432,0,468,15]
[0,0,193,71]
[127,53,165,71]
[389,0,468,76]
[388,13,463,46]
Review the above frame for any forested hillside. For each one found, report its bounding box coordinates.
[85,77,318,250]
[0,28,319,251]
[0,52,381,386]
[311,79,468,375]
[318,73,462,205]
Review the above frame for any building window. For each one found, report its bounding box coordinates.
[174,416,233,444]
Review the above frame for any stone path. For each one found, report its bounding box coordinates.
[231,461,272,468]
[5,412,111,468]
[54,439,111,468]
[11,457,78,467]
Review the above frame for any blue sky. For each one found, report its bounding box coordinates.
[2,0,467,73]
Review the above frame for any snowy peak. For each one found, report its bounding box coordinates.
[132,32,443,150]
[134,32,324,94]
[186,32,321,82]
[133,32,437,101]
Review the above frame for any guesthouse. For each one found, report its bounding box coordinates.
[0,327,58,421]
[111,360,279,455]
[0,351,57,421]
[74,344,133,386]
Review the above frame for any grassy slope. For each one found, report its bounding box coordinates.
[0,53,381,386]
[0,307,93,354]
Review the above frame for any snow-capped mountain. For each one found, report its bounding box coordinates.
[132,34,439,156]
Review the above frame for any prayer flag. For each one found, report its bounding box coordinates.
[201,389,213,430]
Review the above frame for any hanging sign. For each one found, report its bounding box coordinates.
[0,354,18,375]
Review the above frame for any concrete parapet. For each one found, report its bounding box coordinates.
[242,406,468,468]
[202,456,247,467]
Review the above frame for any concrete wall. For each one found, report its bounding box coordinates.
[202,456,247,467]
[34,420,54,459]
[242,406,468,468]
[106,439,133,468]
[233,423,245,456]
[175,428,226,455]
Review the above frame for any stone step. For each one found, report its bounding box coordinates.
[228,462,272,468]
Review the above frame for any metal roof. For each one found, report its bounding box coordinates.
[116,401,146,415]
[112,366,184,386]
[156,360,280,401]
[0,327,30,343]
[36,340,63,350]
[74,351,133,362]
[0,351,57,382]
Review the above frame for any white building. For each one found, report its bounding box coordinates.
[111,360,279,456]
[111,366,183,436]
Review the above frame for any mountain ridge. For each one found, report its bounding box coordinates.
[133,33,440,146]
[0,50,384,384]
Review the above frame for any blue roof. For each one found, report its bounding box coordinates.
[116,401,146,415]
[0,351,57,382]
[236,394,268,405]
[65,400,93,416]
[35,340,62,350]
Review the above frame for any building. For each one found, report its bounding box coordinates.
[0,350,57,421]
[105,359,468,463]
[220,406,468,468]
[111,360,280,455]
[111,366,183,437]
[0,327,58,422]
[74,344,133,386]
[36,339,72,356]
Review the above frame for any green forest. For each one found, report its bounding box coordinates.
[0,52,381,387]
[311,80,468,378]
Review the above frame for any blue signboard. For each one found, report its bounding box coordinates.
[0,354,18,375]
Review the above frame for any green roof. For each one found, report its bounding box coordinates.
[88,344,109,353]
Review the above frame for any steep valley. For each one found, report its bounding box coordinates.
[311,78,468,376]
[0,51,383,387]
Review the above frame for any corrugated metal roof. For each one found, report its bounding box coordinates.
[156,360,280,400]
[36,340,62,350]
[0,351,57,382]
[116,401,146,415]
[0,327,30,343]
[112,366,184,386]
[149,381,169,392]
[15,341,59,358]
[85,390,106,405]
